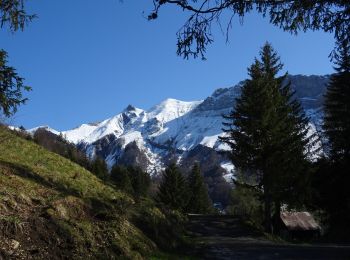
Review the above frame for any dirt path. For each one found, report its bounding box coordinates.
[185,215,350,260]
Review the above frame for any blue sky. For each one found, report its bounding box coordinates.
[1,0,334,130]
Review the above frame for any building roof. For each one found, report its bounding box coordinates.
[280,211,320,231]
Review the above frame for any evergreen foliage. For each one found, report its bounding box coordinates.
[110,165,133,194]
[1,1,33,118]
[0,0,35,32]
[324,40,350,161]
[149,1,349,59]
[186,163,212,214]
[110,165,151,197]
[127,166,151,198]
[220,42,314,232]
[227,171,263,227]
[157,163,188,211]
[315,40,350,239]
[91,157,109,182]
[0,50,31,117]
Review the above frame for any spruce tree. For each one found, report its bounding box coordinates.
[157,163,188,211]
[220,43,313,232]
[91,157,109,182]
[127,166,151,198]
[110,165,133,194]
[186,163,212,214]
[324,40,350,161]
[0,50,31,117]
[321,40,350,235]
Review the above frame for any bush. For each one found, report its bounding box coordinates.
[228,186,263,225]
[132,198,187,251]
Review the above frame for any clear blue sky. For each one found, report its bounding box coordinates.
[1,0,334,130]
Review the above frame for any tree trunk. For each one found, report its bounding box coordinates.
[273,200,281,235]
[264,193,272,233]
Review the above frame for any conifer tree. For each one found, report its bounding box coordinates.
[324,40,350,161]
[321,40,350,235]
[149,1,349,60]
[0,1,35,118]
[186,163,212,214]
[220,43,314,232]
[157,163,188,211]
[0,50,31,117]
[127,166,151,198]
[110,165,133,194]
[91,157,109,182]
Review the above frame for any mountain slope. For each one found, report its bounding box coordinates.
[51,75,327,168]
[28,74,329,206]
[0,126,157,259]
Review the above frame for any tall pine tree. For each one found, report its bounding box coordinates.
[157,163,188,211]
[110,165,133,194]
[0,50,31,118]
[321,40,350,236]
[324,40,350,161]
[91,157,109,182]
[127,166,151,198]
[186,163,212,214]
[220,43,314,232]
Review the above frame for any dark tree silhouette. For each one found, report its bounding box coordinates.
[127,166,151,198]
[220,43,315,232]
[110,165,133,194]
[157,163,188,211]
[324,40,350,161]
[91,157,109,182]
[0,1,34,118]
[186,163,212,213]
[0,0,35,32]
[315,40,350,238]
[0,50,31,117]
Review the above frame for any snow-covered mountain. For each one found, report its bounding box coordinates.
[28,74,329,203]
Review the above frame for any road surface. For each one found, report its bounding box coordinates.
[185,214,350,260]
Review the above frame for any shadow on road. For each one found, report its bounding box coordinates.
[185,214,350,260]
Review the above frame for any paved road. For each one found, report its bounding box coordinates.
[185,215,350,260]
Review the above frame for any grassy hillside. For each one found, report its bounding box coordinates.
[0,126,156,259]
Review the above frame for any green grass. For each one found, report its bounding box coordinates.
[0,127,156,259]
[0,127,127,202]
[0,215,22,224]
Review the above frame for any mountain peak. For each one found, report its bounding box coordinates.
[124,104,136,112]
[121,104,144,116]
[211,88,230,98]
[25,75,327,179]
[157,98,186,107]
[147,98,202,124]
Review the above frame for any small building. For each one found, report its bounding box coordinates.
[276,211,321,240]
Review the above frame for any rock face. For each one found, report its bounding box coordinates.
[29,74,329,205]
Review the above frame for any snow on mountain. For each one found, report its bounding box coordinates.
[22,74,329,207]
[62,123,98,144]
[62,105,144,144]
[26,74,329,180]
[27,126,60,136]
[147,98,201,124]
[220,161,235,182]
